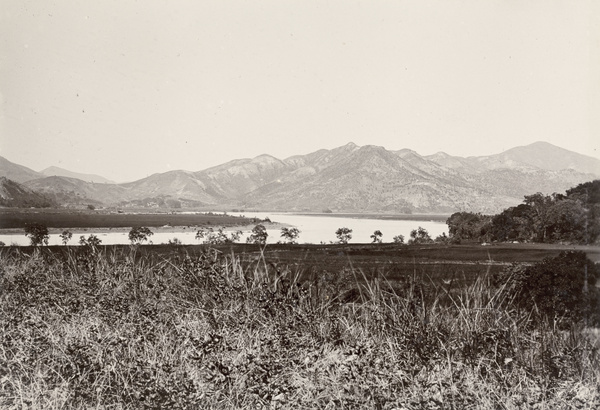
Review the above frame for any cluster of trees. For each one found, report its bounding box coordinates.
[23,222,443,247]
[195,227,243,245]
[24,225,154,247]
[332,226,445,245]
[195,225,301,245]
[446,180,600,244]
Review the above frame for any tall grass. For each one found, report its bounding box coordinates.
[1,246,598,409]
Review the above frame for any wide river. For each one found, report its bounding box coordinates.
[0,212,448,246]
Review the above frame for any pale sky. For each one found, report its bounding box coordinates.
[1,0,598,182]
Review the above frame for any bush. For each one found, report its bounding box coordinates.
[370,230,383,243]
[79,234,102,248]
[407,227,433,245]
[128,226,154,244]
[495,251,599,324]
[392,235,405,244]
[246,224,268,245]
[196,227,242,244]
[168,237,182,246]
[280,227,301,244]
[335,227,352,244]
[24,223,49,246]
[60,230,73,245]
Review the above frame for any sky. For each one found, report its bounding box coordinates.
[1,0,598,182]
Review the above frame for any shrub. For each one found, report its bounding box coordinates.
[196,227,241,244]
[280,227,301,244]
[335,227,352,244]
[407,227,433,245]
[495,251,599,324]
[60,230,73,245]
[128,226,154,244]
[434,232,450,244]
[370,230,383,243]
[24,223,49,246]
[247,224,268,245]
[168,237,182,246]
[392,234,405,244]
[79,234,102,248]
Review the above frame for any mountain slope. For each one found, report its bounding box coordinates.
[41,166,115,184]
[24,176,129,206]
[0,156,45,183]
[0,177,55,207]
[470,141,600,175]
[195,154,291,198]
[121,170,223,205]
[244,145,518,213]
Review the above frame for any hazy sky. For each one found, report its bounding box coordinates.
[1,1,598,182]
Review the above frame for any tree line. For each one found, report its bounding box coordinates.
[446,180,600,245]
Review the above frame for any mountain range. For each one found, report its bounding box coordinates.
[40,166,115,184]
[1,141,599,214]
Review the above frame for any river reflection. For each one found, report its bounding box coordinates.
[0,212,447,246]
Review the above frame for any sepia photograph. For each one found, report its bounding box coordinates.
[1,1,599,408]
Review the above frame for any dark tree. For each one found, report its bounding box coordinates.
[24,223,49,246]
[392,234,405,244]
[247,224,268,245]
[280,227,301,244]
[408,226,433,245]
[335,227,353,244]
[128,226,154,244]
[370,230,383,243]
[446,212,492,243]
[60,230,73,245]
[79,234,102,247]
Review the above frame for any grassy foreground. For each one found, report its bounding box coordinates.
[1,246,599,409]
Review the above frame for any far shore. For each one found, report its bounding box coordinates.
[290,212,450,222]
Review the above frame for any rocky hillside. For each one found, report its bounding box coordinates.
[0,177,55,208]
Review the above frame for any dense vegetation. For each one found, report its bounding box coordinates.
[1,245,599,408]
[447,180,600,245]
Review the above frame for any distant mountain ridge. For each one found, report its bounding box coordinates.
[0,156,45,183]
[0,141,598,213]
[41,166,115,184]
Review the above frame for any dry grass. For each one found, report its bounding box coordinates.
[1,246,599,409]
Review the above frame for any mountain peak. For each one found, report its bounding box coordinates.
[494,142,600,175]
[0,156,44,183]
[41,166,115,184]
[395,148,421,159]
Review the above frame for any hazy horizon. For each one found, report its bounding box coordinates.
[1,1,598,182]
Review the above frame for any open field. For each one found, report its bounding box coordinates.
[1,244,599,408]
[10,242,600,289]
[0,208,256,230]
